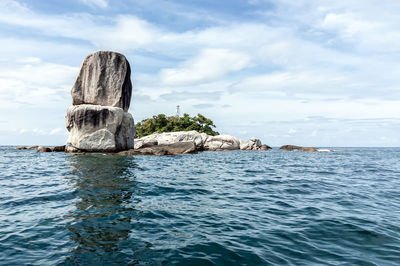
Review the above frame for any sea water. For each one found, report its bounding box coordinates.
[0,147,400,265]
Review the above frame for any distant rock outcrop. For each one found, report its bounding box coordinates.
[239,137,271,151]
[65,51,134,152]
[130,131,271,155]
[280,145,318,152]
[16,145,65,152]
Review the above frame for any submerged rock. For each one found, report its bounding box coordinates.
[27,145,39,150]
[260,144,272,150]
[51,145,65,152]
[119,142,197,156]
[17,145,65,152]
[37,146,52,152]
[71,51,132,111]
[280,145,318,152]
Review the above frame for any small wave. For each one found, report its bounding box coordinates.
[317,149,333,152]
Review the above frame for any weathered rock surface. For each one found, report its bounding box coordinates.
[203,135,240,151]
[133,131,272,152]
[240,137,264,150]
[66,51,134,152]
[17,145,66,152]
[134,131,205,150]
[260,144,272,150]
[37,146,52,152]
[118,142,197,156]
[280,145,318,152]
[27,145,39,150]
[51,145,65,152]
[66,104,134,152]
[71,51,132,111]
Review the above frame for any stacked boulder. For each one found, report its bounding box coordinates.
[65,51,134,152]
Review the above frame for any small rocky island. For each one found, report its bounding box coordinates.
[17,51,326,154]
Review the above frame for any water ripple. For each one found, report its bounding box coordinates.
[1,147,400,265]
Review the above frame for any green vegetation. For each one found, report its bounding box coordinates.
[135,113,219,138]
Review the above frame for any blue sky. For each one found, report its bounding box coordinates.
[1,0,400,146]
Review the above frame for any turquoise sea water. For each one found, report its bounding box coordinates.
[1,146,400,265]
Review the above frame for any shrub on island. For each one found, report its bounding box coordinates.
[135,113,219,138]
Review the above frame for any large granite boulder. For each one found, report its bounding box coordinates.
[66,105,134,152]
[134,131,205,150]
[280,145,318,152]
[71,51,132,111]
[119,142,197,156]
[203,135,240,151]
[66,51,134,152]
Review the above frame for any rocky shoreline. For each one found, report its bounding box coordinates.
[16,130,330,155]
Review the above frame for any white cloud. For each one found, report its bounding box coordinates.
[311,130,318,137]
[0,2,159,51]
[18,127,66,136]
[16,57,42,64]
[288,128,296,134]
[321,13,381,39]
[49,128,63,135]
[0,60,78,108]
[160,48,250,86]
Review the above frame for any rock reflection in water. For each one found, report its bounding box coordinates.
[64,154,141,264]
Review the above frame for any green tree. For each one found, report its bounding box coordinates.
[134,113,219,138]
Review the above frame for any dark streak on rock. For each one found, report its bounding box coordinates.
[121,60,132,111]
[67,108,111,130]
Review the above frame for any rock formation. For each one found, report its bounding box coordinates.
[203,135,241,151]
[65,51,134,152]
[16,145,65,152]
[280,145,318,152]
[134,131,205,150]
[132,131,271,154]
[239,137,271,151]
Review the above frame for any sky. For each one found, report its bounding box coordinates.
[0,0,400,147]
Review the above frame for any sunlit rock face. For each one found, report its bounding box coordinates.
[203,135,241,151]
[66,51,134,152]
[71,51,132,111]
